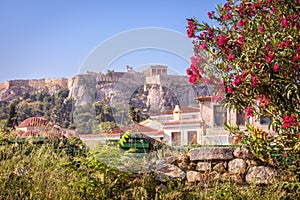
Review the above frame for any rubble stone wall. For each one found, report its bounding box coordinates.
[154,147,278,185]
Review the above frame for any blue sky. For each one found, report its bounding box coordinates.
[0,0,225,82]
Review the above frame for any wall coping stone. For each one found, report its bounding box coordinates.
[190,147,234,161]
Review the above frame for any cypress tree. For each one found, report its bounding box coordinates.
[4,103,18,132]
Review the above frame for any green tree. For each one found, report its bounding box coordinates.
[0,119,6,134]
[99,121,117,132]
[129,106,140,123]
[4,103,18,132]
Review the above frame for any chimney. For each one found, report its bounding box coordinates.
[173,105,181,121]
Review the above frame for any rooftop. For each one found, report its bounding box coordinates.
[151,106,200,116]
[17,117,50,128]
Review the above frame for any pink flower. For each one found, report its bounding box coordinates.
[283,115,290,123]
[252,76,258,88]
[228,54,235,61]
[217,35,229,46]
[187,19,196,38]
[199,43,207,50]
[278,42,285,49]
[208,11,215,19]
[200,32,207,37]
[189,75,197,84]
[282,123,291,129]
[282,115,298,128]
[224,13,232,20]
[290,116,298,126]
[273,64,279,72]
[266,53,274,63]
[293,55,298,62]
[281,18,288,28]
[246,106,254,117]
[186,69,193,76]
[187,19,194,26]
[187,27,196,38]
[234,134,242,145]
[237,35,245,45]
[238,19,247,27]
[227,87,234,93]
[233,76,242,86]
[258,26,264,33]
[285,40,292,47]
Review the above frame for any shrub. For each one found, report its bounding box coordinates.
[186,0,300,171]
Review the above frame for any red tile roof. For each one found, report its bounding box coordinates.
[13,117,78,139]
[195,96,213,102]
[180,106,200,113]
[18,117,49,128]
[121,123,163,134]
[151,106,200,116]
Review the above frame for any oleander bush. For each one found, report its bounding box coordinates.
[186,0,300,174]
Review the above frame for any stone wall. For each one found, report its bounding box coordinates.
[8,80,30,88]
[28,78,68,88]
[0,78,69,91]
[154,147,279,185]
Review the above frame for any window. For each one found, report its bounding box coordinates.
[171,132,181,146]
[236,112,245,125]
[214,105,227,126]
[260,116,271,124]
[188,131,197,145]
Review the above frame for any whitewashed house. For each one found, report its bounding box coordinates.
[147,105,202,146]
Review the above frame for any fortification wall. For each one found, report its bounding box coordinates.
[28,78,68,88]
[8,80,30,88]
[44,78,68,88]
[0,78,69,90]
[28,79,46,88]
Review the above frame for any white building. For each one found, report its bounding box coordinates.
[146,105,202,146]
[146,101,235,146]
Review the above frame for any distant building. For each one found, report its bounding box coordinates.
[143,65,168,77]
[11,117,78,139]
[147,105,202,146]
[196,95,274,145]
[196,96,230,145]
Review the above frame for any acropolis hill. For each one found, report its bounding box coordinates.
[0,66,210,106]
